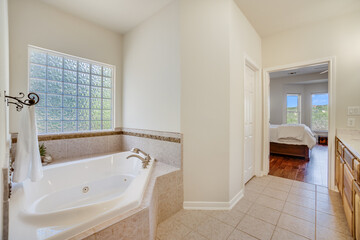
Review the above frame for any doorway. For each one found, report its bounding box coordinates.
[262,58,336,190]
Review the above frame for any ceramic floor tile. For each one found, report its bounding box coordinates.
[292,181,316,192]
[196,217,234,240]
[282,202,315,223]
[277,213,315,240]
[316,199,346,217]
[316,225,353,240]
[316,185,330,194]
[261,187,288,201]
[271,227,310,240]
[207,208,245,227]
[317,192,343,205]
[270,176,294,186]
[289,186,316,199]
[316,211,351,236]
[173,210,210,230]
[247,203,281,225]
[157,217,191,240]
[237,215,275,240]
[227,229,258,240]
[245,181,266,193]
[255,195,285,211]
[286,193,315,209]
[248,176,272,186]
[156,176,352,240]
[233,198,254,213]
[184,231,208,240]
[267,181,292,192]
[243,190,260,202]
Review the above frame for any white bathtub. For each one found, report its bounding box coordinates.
[10,151,154,240]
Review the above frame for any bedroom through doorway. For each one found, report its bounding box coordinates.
[268,63,329,186]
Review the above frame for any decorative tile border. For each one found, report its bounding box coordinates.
[11,129,181,144]
[11,131,121,144]
[120,131,181,143]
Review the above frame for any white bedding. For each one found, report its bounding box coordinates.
[270,124,317,149]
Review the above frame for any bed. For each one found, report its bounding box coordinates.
[269,124,317,161]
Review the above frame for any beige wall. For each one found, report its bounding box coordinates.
[229,0,262,200]
[180,0,231,202]
[263,10,360,129]
[122,1,181,132]
[8,0,123,133]
[181,0,262,204]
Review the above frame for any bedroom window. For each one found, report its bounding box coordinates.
[311,93,328,131]
[29,46,114,134]
[286,94,301,124]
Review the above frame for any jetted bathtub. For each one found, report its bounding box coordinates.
[10,151,154,240]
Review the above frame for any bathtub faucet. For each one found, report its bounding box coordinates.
[126,154,150,169]
[130,148,149,157]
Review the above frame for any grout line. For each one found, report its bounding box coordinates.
[234,214,264,240]
[274,226,312,240]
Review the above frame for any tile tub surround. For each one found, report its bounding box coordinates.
[10,128,182,168]
[119,128,182,168]
[156,175,352,240]
[120,134,182,168]
[69,162,183,240]
[10,134,123,163]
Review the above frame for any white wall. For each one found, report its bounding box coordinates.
[122,1,181,132]
[270,73,328,127]
[181,0,262,205]
[229,0,262,200]
[263,10,360,129]
[0,0,9,236]
[180,0,231,203]
[8,0,123,133]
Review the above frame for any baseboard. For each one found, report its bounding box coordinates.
[183,189,244,210]
[256,171,269,177]
[228,189,244,209]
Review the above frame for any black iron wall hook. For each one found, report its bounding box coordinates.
[4,92,40,111]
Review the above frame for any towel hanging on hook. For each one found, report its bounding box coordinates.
[4,91,40,111]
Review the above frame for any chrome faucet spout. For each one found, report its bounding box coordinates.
[131,148,149,157]
[127,154,150,168]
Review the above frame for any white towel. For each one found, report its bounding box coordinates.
[12,106,43,183]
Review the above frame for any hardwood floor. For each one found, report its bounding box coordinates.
[269,144,328,186]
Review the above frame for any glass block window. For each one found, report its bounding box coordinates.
[29,46,114,134]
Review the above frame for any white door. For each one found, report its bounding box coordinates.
[244,65,255,183]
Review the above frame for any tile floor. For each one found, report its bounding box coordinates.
[156,175,352,240]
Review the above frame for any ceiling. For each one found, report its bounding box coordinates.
[39,0,174,33]
[269,63,328,78]
[39,0,360,36]
[234,0,360,37]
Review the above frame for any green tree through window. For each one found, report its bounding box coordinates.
[311,93,328,131]
[286,94,301,124]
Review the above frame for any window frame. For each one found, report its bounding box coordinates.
[310,92,329,132]
[286,93,301,124]
[28,45,116,134]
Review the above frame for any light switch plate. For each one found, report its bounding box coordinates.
[348,117,356,127]
[348,106,360,116]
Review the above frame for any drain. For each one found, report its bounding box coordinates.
[124,178,127,182]
[82,186,89,193]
